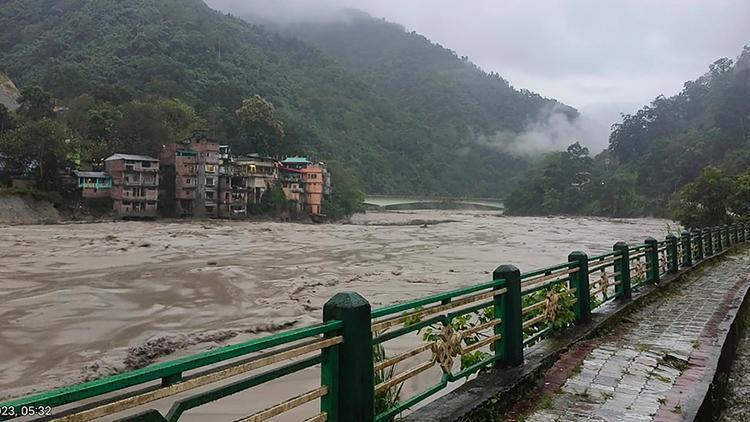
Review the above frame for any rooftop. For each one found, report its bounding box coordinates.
[74,171,110,179]
[105,153,159,162]
[282,156,311,165]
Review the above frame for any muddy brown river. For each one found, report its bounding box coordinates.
[0,210,674,420]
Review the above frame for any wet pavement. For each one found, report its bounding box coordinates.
[524,251,750,421]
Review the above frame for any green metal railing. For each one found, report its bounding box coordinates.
[2,223,749,421]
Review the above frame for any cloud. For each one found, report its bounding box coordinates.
[470,105,611,156]
[206,0,749,108]
[205,0,750,152]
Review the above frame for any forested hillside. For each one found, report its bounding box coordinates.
[0,0,573,197]
[270,9,577,139]
[506,46,750,221]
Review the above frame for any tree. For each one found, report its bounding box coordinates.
[0,118,72,190]
[323,162,365,220]
[17,86,54,121]
[112,102,171,156]
[674,166,735,228]
[235,95,285,155]
[111,98,199,156]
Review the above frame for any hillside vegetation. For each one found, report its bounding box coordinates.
[506,46,750,222]
[0,0,573,197]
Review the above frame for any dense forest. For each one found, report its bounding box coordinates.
[506,46,750,226]
[0,0,573,198]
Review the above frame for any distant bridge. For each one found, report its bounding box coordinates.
[364,195,504,211]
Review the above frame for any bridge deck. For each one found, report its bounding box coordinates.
[518,250,750,421]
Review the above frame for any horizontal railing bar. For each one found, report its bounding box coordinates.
[238,386,328,422]
[521,261,578,279]
[374,344,433,372]
[522,267,578,287]
[374,360,435,394]
[0,321,341,410]
[372,290,501,332]
[46,336,342,422]
[371,279,505,319]
[588,250,622,261]
[523,326,553,345]
[522,277,572,295]
[375,380,447,422]
[373,315,445,345]
[447,354,503,382]
[161,355,324,422]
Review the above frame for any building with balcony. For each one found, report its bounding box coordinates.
[218,152,278,218]
[281,157,330,215]
[104,154,159,218]
[73,171,112,199]
[160,134,220,218]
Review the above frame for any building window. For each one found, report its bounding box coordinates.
[206,178,215,186]
[142,161,152,168]
[206,164,216,172]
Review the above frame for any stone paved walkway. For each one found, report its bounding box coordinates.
[524,251,750,422]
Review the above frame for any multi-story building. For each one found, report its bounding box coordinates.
[73,170,112,198]
[281,157,329,215]
[160,134,220,218]
[218,153,278,218]
[104,154,159,218]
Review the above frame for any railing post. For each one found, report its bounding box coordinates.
[725,225,731,247]
[705,228,713,256]
[613,242,631,299]
[493,265,523,366]
[666,234,679,273]
[568,251,590,324]
[680,231,692,267]
[716,227,723,252]
[323,292,373,422]
[645,237,659,283]
[733,224,739,244]
[693,230,704,261]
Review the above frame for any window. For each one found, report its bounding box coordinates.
[142,161,152,168]
[206,164,216,172]
[186,178,193,185]
[206,178,215,186]
[206,191,215,200]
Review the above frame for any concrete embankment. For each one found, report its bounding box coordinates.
[0,194,60,225]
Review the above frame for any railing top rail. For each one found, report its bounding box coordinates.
[0,320,342,410]
[371,278,505,319]
[521,261,578,279]
[588,250,622,261]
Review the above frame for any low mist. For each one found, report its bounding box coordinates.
[471,105,613,157]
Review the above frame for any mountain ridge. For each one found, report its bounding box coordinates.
[0,0,576,196]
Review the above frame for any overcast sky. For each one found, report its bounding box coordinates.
[206,0,749,150]
[208,0,749,112]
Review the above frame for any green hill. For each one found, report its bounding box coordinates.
[506,46,750,218]
[275,9,577,136]
[0,0,574,197]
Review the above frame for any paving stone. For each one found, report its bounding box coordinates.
[524,252,750,421]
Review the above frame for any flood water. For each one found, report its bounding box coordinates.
[0,210,674,419]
